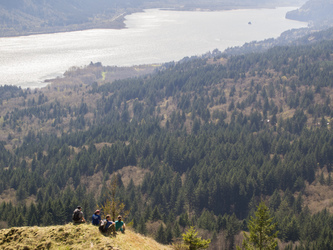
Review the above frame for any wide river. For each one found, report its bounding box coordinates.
[0,7,307,88]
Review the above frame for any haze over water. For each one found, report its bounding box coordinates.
[0,7,307,88]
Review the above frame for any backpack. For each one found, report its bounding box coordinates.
[99,219,107,232]
[73,209,81,221]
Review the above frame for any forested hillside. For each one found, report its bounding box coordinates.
[0,0,128,37]
[286,0,333,27]
[225,25,333,56]
[1,29,333,249]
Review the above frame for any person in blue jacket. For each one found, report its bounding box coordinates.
[92,210,101,226]
[102,215,116,235]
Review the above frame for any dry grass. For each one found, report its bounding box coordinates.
[296,168,333,214]
[0,221,8,230]
[94,142,114,151]
[78,165,149,194]
[74,166,150,196]
[302,184,333,214]
[146,221,166,238]
[80,172,105,195]
[0,223,172,250]
[115,166,150,188]
[0,189,17,205]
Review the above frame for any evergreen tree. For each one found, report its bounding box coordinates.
[27,203,38,226]
[144,205,152,221]
[156,223,167,244]
[240,202,278,250]
[29,214,38,226]
[137,217,147,235]
[284,216,299,242]
[179,212,189,228]
[166,225,173,244]
[16,184,27,201]
[16,213,25,227]
[225,214,241,250]
[269,190,281,211]
[151,206,162,221]
[327,172,332,186]
[174,222,182,238]
[42,212,53,226]
[182,226,211,250]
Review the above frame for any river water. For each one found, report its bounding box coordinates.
[0,7,307,88]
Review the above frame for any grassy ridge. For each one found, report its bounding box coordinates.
[0,223,172,250]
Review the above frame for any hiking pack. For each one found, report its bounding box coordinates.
[99,219,107,232]
[73,209,81,221]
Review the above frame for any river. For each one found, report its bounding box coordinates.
[0,7,307,88]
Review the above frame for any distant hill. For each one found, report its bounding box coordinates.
[225,26,333,56]
[0,223,172,250]
[286,0,333,26]
[0,0,130,37]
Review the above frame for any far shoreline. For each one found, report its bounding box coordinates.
[0,4,301,38]
[0,12,129,38]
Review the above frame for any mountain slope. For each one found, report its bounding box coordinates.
[286,0,333,26]
[0,0,128,37]
[0,223,172,250]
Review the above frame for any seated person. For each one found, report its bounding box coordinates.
[115,215,126,233]
[100,215,116,235]
[92,210,101,226]
[72,206,86,224]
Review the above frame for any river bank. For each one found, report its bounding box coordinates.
[0,11,129,38]
[0,1,304,38]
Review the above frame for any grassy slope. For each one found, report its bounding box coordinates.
[0,223,172,250]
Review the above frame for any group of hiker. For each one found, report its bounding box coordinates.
[72,206,126,235]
